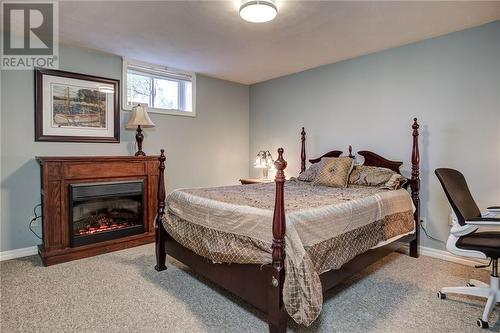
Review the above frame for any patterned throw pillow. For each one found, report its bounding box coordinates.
[383,173,408,190]
[312,157,354,188]
[349,165,407,190]
[297,159,333,182]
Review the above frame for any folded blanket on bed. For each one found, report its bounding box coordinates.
[162,180,414,326]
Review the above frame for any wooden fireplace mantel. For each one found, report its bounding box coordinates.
[36,155,160,265]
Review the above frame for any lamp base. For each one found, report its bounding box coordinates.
[134,125,146,157]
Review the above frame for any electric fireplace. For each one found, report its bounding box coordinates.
[69,180,145,247]
[37,155,158,266]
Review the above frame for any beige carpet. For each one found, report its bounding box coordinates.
[1,244,498,332]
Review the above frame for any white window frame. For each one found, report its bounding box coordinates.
[122,58,196,117]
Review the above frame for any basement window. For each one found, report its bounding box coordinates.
[123,59,196,117]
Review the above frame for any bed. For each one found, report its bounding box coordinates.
[154,118,421,332]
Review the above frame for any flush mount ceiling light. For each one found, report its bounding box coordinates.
[239,0,277,23]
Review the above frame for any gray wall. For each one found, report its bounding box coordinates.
[250,21,500,250]
[0,45,249,252]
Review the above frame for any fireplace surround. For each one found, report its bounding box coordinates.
[36,156,160,265]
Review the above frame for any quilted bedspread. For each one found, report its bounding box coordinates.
[162,180,414,326]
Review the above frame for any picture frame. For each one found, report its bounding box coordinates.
[35,68,120,143]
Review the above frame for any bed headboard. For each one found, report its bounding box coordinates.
[357,151,403,174]
[305,148,403,174]
[308,150,342,164]
[300,120,419,177]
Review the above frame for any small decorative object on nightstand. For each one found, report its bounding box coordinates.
[239,178,274,185]
[126,104,155,156]
[253,150,275,179]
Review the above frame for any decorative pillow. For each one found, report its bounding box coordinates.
[312,157,354,188]
[382,173,408,190]
[348,165,407,190]
[297,161,325,182]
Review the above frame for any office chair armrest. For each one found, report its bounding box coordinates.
[486,206,500,212]
[466,217,500,226]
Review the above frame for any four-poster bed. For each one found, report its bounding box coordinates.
[154,118,421,332]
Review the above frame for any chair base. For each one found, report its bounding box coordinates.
[439,275,499,328]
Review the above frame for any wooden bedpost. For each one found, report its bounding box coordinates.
[155,149,168,271]
[268,148,287,333]
[300,127,306,173]
[409,118,420,258]
[348,145,354,158]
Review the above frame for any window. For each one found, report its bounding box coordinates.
[123,59,196,116]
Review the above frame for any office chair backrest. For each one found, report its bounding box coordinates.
[435,168,481,226]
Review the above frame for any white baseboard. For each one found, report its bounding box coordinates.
[0,246,38,262]
[400,245,489,269]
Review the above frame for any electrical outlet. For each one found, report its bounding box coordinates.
[420,217,426,229]
[31,217,39,227]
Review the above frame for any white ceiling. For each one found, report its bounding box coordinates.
[58,1,500,84]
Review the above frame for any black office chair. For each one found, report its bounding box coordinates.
[435,168,500,329]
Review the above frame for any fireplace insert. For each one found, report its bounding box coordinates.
[69,180,145,247]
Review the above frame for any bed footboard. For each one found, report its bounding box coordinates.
[154,149,167,272]
[409,118,420,258]
[269,148,288,333]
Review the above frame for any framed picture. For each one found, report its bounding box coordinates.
[35,68,120,143]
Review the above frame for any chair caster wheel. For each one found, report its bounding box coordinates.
[437,291,446,299]
[477,319,489,329]
[466,282,475,287]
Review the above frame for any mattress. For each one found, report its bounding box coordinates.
[162,179,415,326]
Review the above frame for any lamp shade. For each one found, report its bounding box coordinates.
[253,150,274,168]
[126,104,155,129]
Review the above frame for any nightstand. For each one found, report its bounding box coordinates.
[239,178,274,185]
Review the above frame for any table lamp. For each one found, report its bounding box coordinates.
[254,150,274,179]
[126,104,155,156]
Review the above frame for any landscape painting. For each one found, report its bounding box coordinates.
[35,68,120,143]
[52,84,107,129]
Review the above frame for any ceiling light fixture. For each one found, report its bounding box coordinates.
[239,0,277,23]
